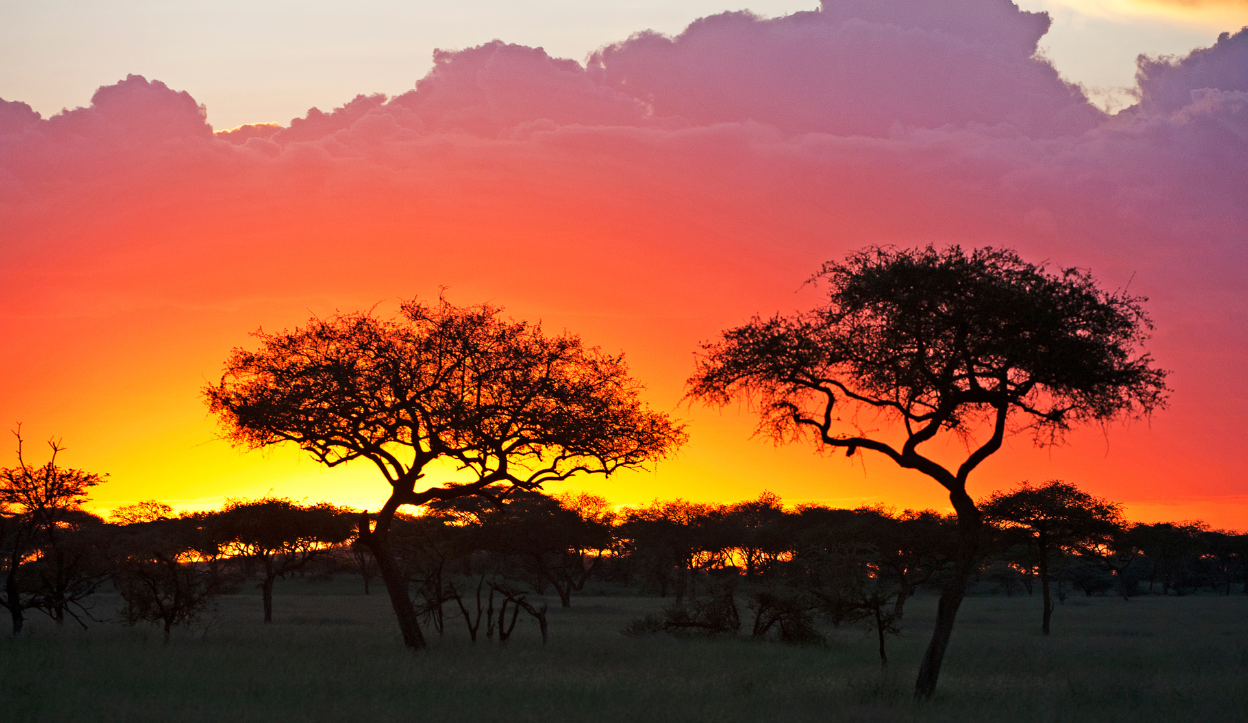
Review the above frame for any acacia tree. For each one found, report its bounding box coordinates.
[113,515,234,642]
[206,297,685,649]
[687,245,1168,698]
[214,497,354,622]
[0,430,107,635]
[982,480,1123,634]
[472,491,613,608]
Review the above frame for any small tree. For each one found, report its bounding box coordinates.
[982,480,1123,633]
[807,545,904,666]
[688,245,1168,697]
[206,297,685,649]
[113,515,234,641]
[724,491,788,578]
[214,497,354,622]
[1134,522,1207,594]
[0,429,106,634]
[111,500,175,525]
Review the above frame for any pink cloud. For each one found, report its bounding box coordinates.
[1,0,1247,523]
[1135,27,1248,113]
[588,1,1101,138]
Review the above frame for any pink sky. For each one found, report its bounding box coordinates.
[2,0,1247,528]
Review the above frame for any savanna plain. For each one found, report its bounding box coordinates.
[3,577,1245,723]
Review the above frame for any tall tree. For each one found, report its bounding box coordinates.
[206,296,685,649]
[982,480,1124,634]
[687,245,1168,698]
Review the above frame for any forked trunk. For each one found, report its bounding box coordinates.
[914,492,982,700]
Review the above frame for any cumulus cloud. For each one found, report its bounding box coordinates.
[588,0,1100,137]
[391,41,650,134]
[1135,27,1248,113]
[1,0,1246,520]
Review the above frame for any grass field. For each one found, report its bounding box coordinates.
[3,576,1246,722]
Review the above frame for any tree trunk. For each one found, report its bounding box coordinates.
[914,492,981,700]
[8,602,22,636]
[892,584,910,620]
[913,552,975,698]
[874,602,888,667]
[553,577,572,608]
[359,507,427,651]
[262,575,275,623]
[1038,528,1052,635]
[5,563,23,636]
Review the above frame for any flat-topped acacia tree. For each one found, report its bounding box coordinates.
[206,297,685,649]
[687,245,1168,698]
[981,480,1124,635]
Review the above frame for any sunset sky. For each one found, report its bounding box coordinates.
[2,0,1246,528]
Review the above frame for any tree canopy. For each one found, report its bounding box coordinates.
[689,245,1168,497]
[206,297,684,506]
[205,296,686,648]
[982,480,1123,634]
[687,245,1169,698]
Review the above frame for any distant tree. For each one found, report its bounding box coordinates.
[555,491,618,590]
[349,541,379,595]
[214,497,354,622]
[1133,522,1207,594]
[724,491,788,578]
[806,545,903,666]
[110,500,174,525]
[1059,554,1116,597]
[1195,529,1245,596]
[0,429,107,634]
[836,508,956,620]
[206,296,685,649]
[982,480,1123,634]
[1089,524,1146,600]
[474,491,613,608]
[620,500,723,602]
[113,515,235,641]
[687,245,1169,697]
[23,509,112,627]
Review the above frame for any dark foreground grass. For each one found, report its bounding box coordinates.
[3,578,1246,722]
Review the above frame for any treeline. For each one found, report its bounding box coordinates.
[3,440,1244,651]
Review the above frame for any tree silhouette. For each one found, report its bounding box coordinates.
[206,296,685,649]
[113,515,234,642]
[468,491,612,608]
[214,497,353,622]
[687,245,1168,698]
[982,480,1124,634]
[0,429,107,635]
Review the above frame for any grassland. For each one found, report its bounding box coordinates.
[2,576,1245,722]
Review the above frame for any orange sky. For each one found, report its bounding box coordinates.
[2,1,1246,529]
